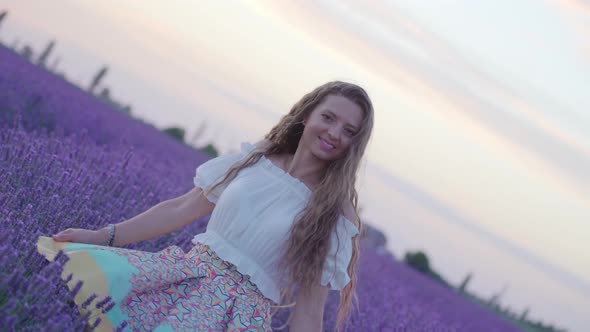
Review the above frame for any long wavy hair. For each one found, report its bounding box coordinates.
[203,81,374,331]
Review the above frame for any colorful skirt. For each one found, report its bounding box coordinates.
[36,236,274,332]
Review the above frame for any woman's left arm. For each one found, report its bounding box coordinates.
[289,284,330,332]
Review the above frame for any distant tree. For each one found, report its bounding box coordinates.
[49,56,61,72]
[20,45,34,61]
[89,65,109,93]
[37,40,55,68]
[403,250,430,273]
[120,105,132,114]
[162,127,185,143]
[458,272,473,293]
[99,87,110,100]
[0,10,7,33]
[487,283,508,307]
[56,72,67,81]
[403,250,454,288]
[519,307,529,322]
[201,143,218,157]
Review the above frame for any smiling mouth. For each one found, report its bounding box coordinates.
[319,137,336,150]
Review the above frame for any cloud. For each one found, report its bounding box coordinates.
[259,0,590,200]
[555,0,590,14]
[551,0,590,63]
[367,161,590,298]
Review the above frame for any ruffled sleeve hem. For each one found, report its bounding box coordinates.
[193,174,220,204]
[320,215,359,290]
[321,269,351,290]
[193,142,258,204]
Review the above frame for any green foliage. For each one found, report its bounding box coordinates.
[404,250,430,273]
[89,65,108,93]
[403,250,452,288]
[201,143,218,157]
[458,272,473,293]
[162,126,185,143]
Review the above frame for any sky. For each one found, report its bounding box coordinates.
[1,1,589,330]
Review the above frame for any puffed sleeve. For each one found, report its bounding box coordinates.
[193,142,256,204]
[320,216,360,290]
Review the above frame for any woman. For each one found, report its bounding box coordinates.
[37,80,374,331]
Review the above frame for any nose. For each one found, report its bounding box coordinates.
[327,127,339,141]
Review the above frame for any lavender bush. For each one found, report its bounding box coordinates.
[0,45,521,331]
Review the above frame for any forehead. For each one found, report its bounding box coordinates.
[315,95,363,126]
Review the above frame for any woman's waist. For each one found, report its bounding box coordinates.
[191,231,284,303]
[189,241,256,287]
[191,231,282,272]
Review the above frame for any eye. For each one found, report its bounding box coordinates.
[345,128,356,137]
[322,114,332,122]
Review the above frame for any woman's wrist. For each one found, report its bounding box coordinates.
[96,227,109,245]
[96,224,116,246]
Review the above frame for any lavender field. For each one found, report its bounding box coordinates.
[0,45,522,331]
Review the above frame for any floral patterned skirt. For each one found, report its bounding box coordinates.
[36,236,274,332]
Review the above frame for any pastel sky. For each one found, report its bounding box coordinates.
[2,1,589,330]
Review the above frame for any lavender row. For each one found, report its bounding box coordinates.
[0,44,520,331]
[0,45,198,164]
[0,126,520,331]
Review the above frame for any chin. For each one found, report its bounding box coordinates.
[314,149,343,162]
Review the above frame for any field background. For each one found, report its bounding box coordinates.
[1,2,589,331]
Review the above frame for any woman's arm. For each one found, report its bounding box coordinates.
[289,202,357,331]
[107,187,215,246]
[289,284,330,332]
[53,187,215,246]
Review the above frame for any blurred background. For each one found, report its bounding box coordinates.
[1,1,589,331]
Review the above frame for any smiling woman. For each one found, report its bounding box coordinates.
[4,0,587,328]
[39,81,375,332]
[300,95,364,161]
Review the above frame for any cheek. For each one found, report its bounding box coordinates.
[301,126,318,144]
[303,122,322,137]
[334,140,353,158]
[341,137,354,149]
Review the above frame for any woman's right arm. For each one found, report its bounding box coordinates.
[52,187,215,246]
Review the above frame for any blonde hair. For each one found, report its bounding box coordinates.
[204,81,374,331]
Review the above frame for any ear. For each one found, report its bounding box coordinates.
[302,113,310,126]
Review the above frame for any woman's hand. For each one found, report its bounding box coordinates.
[52,227,107,245]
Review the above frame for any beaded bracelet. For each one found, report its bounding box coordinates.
[103,224,116,247]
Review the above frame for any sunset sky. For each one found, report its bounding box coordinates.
[2,1,589,330]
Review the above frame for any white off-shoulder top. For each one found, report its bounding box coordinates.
[191,142,359,304]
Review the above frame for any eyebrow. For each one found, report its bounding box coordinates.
[325,110,360,131]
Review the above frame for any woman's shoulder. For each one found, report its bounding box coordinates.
[264,153,288,171]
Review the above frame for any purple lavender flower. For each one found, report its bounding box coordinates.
[0,44,524,331]
[81,293,98,309]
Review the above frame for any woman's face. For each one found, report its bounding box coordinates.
[301,94,364,161]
